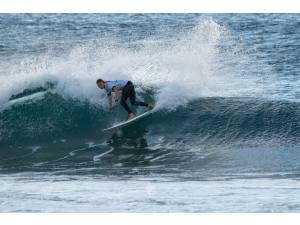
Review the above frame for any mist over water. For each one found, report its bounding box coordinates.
[0,16,280,108]
[0,14,299,212]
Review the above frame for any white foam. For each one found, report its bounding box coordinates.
[0,18,273,112]
[1,91,47,111]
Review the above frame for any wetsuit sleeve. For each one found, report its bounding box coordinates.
[108,86,117,94]
[105,83,115,96]
[107,85,116,96]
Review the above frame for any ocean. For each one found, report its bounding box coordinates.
[0,14,299,212]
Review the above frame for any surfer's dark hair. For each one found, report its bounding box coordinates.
[96,79,105,84]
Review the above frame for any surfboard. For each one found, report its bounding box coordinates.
[102,110,152,132]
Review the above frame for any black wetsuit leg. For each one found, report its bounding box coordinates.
[120,81,148,114]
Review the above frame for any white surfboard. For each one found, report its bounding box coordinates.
[102,110,152,132]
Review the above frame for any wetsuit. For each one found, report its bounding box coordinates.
[105,80,148,114]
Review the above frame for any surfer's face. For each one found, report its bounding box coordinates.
[97,82,105,89]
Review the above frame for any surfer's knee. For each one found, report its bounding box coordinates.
[120,99,126,106]
[129,99,137,105]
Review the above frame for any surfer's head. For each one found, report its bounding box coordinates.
[96,79,105,89]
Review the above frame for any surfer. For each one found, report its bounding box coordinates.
[96,79,154,120]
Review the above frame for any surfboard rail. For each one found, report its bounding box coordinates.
[102,110,152,132]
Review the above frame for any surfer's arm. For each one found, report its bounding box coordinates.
[107,94,113,109]
[107,87,121,109]
[112,87,120,93]
[113,87,121,103]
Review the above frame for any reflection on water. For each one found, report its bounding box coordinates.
[108,126,149,151]
[105,125,154,168]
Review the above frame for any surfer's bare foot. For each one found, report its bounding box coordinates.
[128,113,135,120]
[147,103,154,110]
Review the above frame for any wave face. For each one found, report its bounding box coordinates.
[1,92,299,144]
[0,14,299,176]
[0,93,299,176]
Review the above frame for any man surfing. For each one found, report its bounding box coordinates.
[96,79,154,120]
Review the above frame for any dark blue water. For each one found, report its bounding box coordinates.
[0,14,299,212]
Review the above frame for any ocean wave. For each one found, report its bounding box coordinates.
[0,90,299,145]
[0,17,299,155]
[0,18,284,112]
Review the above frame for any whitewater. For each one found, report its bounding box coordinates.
[0,14,299,212]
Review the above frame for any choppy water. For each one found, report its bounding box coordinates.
[0,14,299,212]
